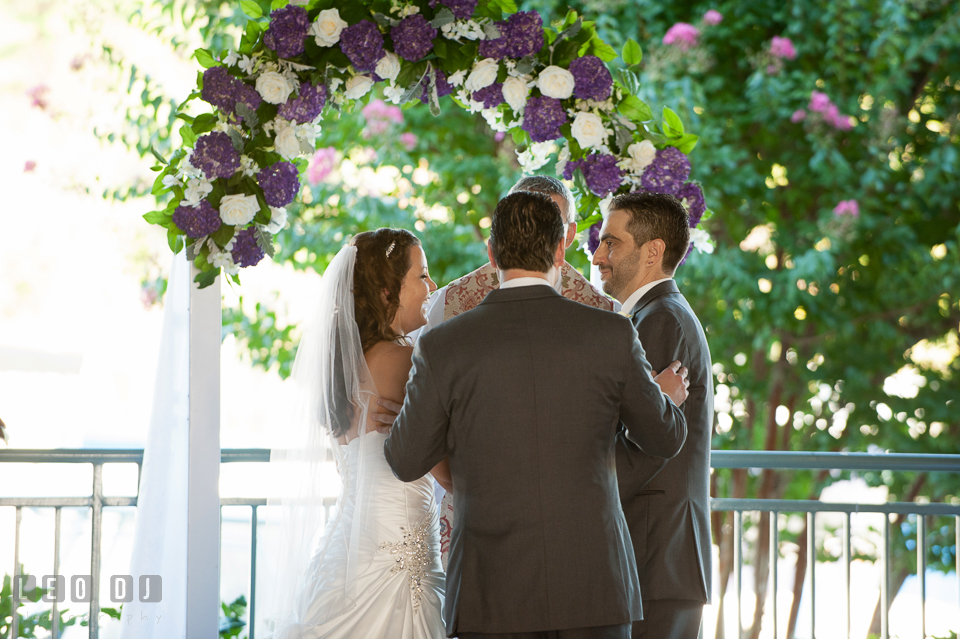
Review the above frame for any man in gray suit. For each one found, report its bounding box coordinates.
[591,192,714,639]
[384,191,689,639]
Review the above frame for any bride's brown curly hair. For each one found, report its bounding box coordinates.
[351,228,421,353]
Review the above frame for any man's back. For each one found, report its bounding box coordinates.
[386,285,687,636]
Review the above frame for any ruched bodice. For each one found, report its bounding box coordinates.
[290,430,446,639]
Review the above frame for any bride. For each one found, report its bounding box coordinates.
[267,228,450,639]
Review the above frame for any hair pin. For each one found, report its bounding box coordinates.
[385,241,396,258]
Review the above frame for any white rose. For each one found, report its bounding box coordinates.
[309,9,348,47]
[375,52,401,82]
[219,193,261,226]
[344,75,374,100]
[501,76,528,112]
[256,71,294,104]
[265,207,288,233]
[571,112,607,149]
[536,65,575,100]
[274,125,302,160]
[627,140,656,171]
[464,58,499,93]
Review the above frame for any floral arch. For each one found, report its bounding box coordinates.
[145,0,713,287]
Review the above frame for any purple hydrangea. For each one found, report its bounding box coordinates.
[479,11,544,59]
[172,200,221,238]
[563,153,624,197]
[677,182,706,227]
[278,82,327,123]
[231,227,266,268]
[236,83,263,119]
[678,244,695,267]
[263,5,310,59]
[258,161,300,208]
[190,131,241,179]
[569,55,612,102]
[201,66,239,112]
[340,20,386,73]
[640,146,691,195]
[473,82,504,108]
[587,221,602,255]
[419,68,454,103]
[440,0,478,20]
[391,15,437,62]
[521,96,566,143]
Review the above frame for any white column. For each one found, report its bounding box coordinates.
[186,263,221,638]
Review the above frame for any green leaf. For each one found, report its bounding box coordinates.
[588,37,618,62]
[167,227,185,254]
[194,48,221,69]
[192,113,219,135]
[622,39,642,66]
[674,133,699,154]
[662,106,684,138]
[491,0,518,14]
[576,212,602,233]
[239,0,263,19]
[150,146,168,165]
[270,0,288,10]
[179,123,198,147]
[144,209,173,225]
[194,268,219,288]
[617,95,653,122]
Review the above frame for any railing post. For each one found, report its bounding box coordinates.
[770,510,778,639]
[186,261,222,638]
[917,515,926,639]
[881,513,890,639]
[91,463,103,638]
[11,506,21,639]
[807,512,815,639]
[250,505,258,639]
[734,510,742,639]
[843,511,851,639]
[956,515,959,636]
[53,507,61,639]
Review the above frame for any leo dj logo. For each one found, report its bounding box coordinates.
[13,575,162,603]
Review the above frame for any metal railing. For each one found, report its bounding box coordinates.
[2,448,959,639]
[710,450,960,639]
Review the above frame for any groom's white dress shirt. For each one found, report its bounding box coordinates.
[498,276,554,289]
[621,277,673,316]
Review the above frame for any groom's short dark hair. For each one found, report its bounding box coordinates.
[610,192,690,275]
[489,191,564,273]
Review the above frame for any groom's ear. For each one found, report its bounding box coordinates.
[553,239,565,268]
[487,241,498,269]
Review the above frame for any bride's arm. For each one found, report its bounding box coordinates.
[370,343,452,490]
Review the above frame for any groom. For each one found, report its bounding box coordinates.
[592,193,714,639]
[385,191,688,639]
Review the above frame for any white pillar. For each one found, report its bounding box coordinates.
[186,262,221,638]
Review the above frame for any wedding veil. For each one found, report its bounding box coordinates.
[263,243,379,637]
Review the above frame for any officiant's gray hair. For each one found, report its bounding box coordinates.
[509,176,577,225]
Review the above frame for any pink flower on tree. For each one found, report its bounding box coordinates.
[400,132,417,151]
[809,91,831,113]
[791,109,807,123]
[361,99,404,137]
[306,147,337,186]
[770,36,797,60]
[27,84,50,110]
[24,160,37,172]
[663,23,700,50]
[703,10,723,25]
[833,200,859,217]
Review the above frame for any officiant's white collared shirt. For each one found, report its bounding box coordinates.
[621,278,673,316]
[499,276,554,290]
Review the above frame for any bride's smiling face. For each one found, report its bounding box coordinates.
[392,245,437,335]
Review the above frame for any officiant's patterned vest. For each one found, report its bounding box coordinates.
[437,261,614,570]
[443,261,615,320]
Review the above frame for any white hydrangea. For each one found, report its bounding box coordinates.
[447,69,467,87]
[183,178,213,206]
[516,141,555,172]
[690,228,715,254]
[555,144,570,177]
[222,50,239,67]
[209,249,240,275]
[265,207,288,234]
[441,20,485,41]
[238,54,257,75]
[161,174,182,189]
[384,84,405,104]
[481,106,509,132]
[239,155,259,178]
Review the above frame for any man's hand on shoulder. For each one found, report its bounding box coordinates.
[654,361,689,406]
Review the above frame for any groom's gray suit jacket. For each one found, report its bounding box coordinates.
[384,285,687,637]
[616,279,714,604]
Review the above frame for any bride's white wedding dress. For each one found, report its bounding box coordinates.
[292,429,446,638]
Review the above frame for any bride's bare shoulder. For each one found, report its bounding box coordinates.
[364,341,414,398]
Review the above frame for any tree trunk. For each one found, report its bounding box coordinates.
[865,475,928,637]
[784,515,808,639]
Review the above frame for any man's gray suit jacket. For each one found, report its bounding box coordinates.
[384,285,688,637]
[616,279,714,604]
